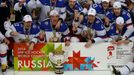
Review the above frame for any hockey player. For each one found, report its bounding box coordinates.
[39,0,66,21]
[26,0,42,24]
[65,0,87,26]
[0,32,9,74]
[91,0,111,20]
[111,43,134,75]
[26,0,42,14]
[78,8,107,48]
[40,10,70,42]
[107,17,134,45]
[66,0,83,17]
[108,16,134,75]
[105,1,134,41]
[5,15,40,50]
[125,0,134,24]
[81,0,93,10]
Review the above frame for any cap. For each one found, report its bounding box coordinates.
[88,8,96,16]
[50,10,59,16]
[102,0,110,3]
[83,26,88,31]
[116,17,124,25]
[23,15,32,22]
[113,1,121,8]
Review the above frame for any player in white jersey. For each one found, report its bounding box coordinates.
[0,32,9,74]
[5,15,40,50]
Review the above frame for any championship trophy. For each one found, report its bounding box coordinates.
[49,49,68,74]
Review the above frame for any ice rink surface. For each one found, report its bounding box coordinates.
[0,68,134,75]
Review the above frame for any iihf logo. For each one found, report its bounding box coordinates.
[107,46,115,59]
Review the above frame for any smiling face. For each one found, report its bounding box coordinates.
[102,1,109,10]
[50,15,59,26]
[113,8,121,16]
[69,0,76,8]
[24,21,32,30]
[88,15,96,23]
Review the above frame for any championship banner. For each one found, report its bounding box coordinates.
[14,43,59,71]
[14,42,133,71]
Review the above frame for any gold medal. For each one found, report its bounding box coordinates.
[25,35,30,42]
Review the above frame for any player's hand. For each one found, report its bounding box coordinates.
[111,40,117,44]
[11,31,19,36]
[39,31,45,41]
[65,41,70,46]
[29,42,34,50]
[104,17,110,27]
[117,40,124,46]
[85,40,92,48]
[122,40,130,44]
[72,25,78,33]
[74,10,79,20]
[79,14,84,23]
[3,38,10,45]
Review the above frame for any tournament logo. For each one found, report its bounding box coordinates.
[107,46,115,59]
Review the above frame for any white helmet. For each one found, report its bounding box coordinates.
[102,0,110,3]
[113,1,121,8]
[23,15,32,22]
[50,10,59,16]
[116,17,124,25]
[88,8,96,16]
